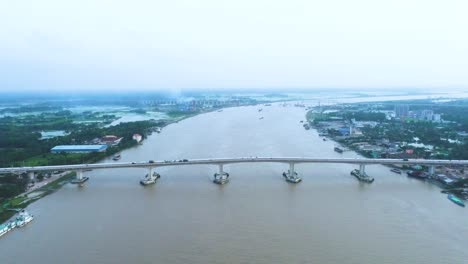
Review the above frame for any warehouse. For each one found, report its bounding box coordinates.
[51,145,108,153]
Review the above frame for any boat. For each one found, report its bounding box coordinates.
[447,194,465,207]
[112,154,121,161]
[217,109,223,112]
[259,117,264,120]
[334,147,344,153]
[258,108,263,112]
[391,168,402,174]
[71,176,89,184]
[323,138,327,141]
[407,170,427,180]
[350,169,374,183]
[140,172,161,186]
[16,210,34,227]
[0,223,9,237]
[303,124,310,130]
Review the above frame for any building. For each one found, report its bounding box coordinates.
[51,145,108,153]
[100,135,123,146]
[395,104,409,118]
[132,133,142,143]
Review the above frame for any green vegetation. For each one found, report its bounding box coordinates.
[0,172,76,223]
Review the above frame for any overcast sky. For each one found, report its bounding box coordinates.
[0,0,467,92]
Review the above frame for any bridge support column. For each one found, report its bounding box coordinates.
[72,170,89,185]
[359,164,366,175]
[213,164,229,185]
[283,163,302,183]
[428,166,435,177]
[140,167,160,186]
[27,172,35,181]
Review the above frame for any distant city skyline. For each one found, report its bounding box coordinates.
[0,0,467,92]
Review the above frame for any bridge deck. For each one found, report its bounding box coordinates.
[1,157,467,174]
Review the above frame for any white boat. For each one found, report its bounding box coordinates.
[0,223,9,237]
[16,210,34,227]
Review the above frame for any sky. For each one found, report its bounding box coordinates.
[0,0,467,92]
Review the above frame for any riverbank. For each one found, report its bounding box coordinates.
[306,112,467,201]
[0,172,76,224]
[0,107,231,225]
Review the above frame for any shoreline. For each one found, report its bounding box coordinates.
[0,106,240,225]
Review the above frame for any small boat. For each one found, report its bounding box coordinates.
[447,194,465,207]
[258,108,263,112]
[323,138,327,141]
[334,147,343,153]
[391,168,402,174]
[112,154,121,161]
[259,117,264,120]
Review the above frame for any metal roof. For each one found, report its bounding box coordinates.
[51,145,107,150]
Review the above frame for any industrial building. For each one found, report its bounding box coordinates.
[51,145,108,153]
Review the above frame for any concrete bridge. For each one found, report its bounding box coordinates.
[1,157,467,185]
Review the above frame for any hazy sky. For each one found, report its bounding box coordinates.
[0,0,467,92]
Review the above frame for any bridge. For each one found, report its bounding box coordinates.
[1,157,467,185]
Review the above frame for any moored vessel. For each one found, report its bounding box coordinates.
[16,210,34,227]
[112,154,121,161]
[407,170,427,180]
[447,194,465,207]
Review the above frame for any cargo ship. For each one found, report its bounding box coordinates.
[0,210,34,238]
[447,194,465,207]
[16,210,34,227]
[407,170,427,180]
[350,169,374,183]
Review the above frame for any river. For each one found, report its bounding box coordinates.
[1,102,467,263]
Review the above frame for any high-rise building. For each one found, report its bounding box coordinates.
[395,104,409,118]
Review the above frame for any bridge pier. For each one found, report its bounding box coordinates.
[350,164,374,183]
[282,163,302,183]
[27,172,35,181]
[71,170,89,185]
[428,165,435,177]
[213,164,229,185]
[140,167,160,186]
[359,164,366,175]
